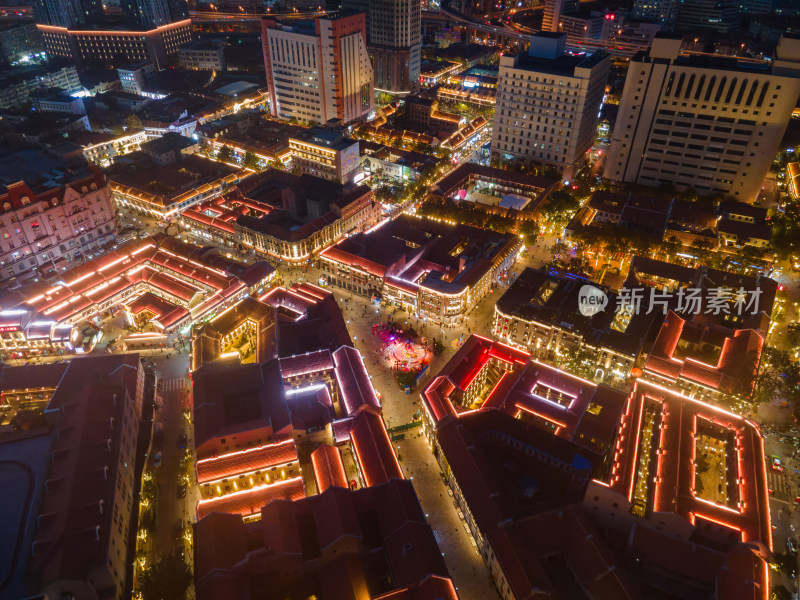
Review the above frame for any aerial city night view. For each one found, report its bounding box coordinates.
[1,0,800,599]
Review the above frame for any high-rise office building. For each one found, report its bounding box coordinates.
[604,34,800,201]
[341,0,420,95]
[32,0,104,28]
[738,0,774,13]
[262,14,374,124]
[491,33,610,179]
[542,0,577,32]
[630,0,682,29]
[121,0,189,29]
[676,0,739,32]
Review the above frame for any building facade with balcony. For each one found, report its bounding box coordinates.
[0,168,115,283]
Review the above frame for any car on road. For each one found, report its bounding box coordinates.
[772,455,784,471]
[152,451,162,468]
[788,537,798,554]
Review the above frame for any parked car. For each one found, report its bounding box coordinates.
[177,482,187,498]
[177,431,187,449]
[152,452,162,468]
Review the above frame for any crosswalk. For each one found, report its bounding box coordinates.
[160,377,190,393]
[768,469,792,501]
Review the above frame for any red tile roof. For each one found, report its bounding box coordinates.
[609,380,771,553]
[645,311,765,394]
[279,350,333,378]
[333,346,380,416]
[320,244,388,278]
[373,575,458,600]
[349,410,403,487]
[196,440,298,484]
[196,476,305,519]
[488,505,637,600]
[29,355,143,587]
[126,291,190,329]
[311,443,348,493]
[7,235,270,328]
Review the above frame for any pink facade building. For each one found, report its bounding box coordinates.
[0,168,115,283]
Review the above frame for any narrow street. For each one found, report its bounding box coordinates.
[275,257,547,600]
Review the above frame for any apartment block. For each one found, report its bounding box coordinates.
[492,33,609,179]
[262,14,373,125]
[178,38,226,71]
[0,167,115,283]
[604,34,800,201]
[288,127,361,185]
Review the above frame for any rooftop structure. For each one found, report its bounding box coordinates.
[584,378,771,600]
[179,169,379,263]
[421,335,627,463]
[320,215,521,325]
[429,162,557,213]
[288,127,362,185]
[0,235,275,347]
[108,153,245,220]
[359,142,439,183]
[23,354,145,600]
[492,267,664,386]
[422,333,773,600]
[565,190,772,253]
[419,335,629,593]
[488,505,637,599]
[194,479,453,600]
[191,282,400,522]
[645,310,765,398]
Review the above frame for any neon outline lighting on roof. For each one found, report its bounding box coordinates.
[529,382,577,411]
[285,383,328,396]
[196,475,303,509]
[515,404,568,429]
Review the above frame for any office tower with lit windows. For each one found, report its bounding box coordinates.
[491,33,610,179]
[604,34,800,201]
[121,0,190,29]
[630,0,682,29]
[542,0,577,32]
[262,14,374,124]
[676,0,739,32]
[738,0,774,13]
[32,0,104,28]
[341,0,420,95]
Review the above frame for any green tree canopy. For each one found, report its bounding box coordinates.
[242,150,259,170]
[217,144,233,164]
